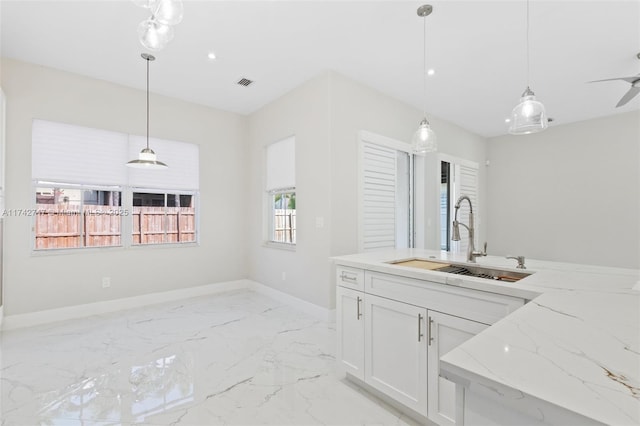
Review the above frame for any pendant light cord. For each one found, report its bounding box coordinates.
[422,13,427,116]
[146,56,150,150]
[526,0,530,88]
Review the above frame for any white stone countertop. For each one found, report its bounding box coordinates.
[331,249,640,425]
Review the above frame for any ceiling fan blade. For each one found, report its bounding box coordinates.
[616,86,640,107]
[589,75,640,84]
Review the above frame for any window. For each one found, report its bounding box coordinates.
[440,161,451,251]
[32,119,199,251]
[132,191,196,245]
[128,135,199,247]
[358,131,414,252]
[270,190,296,244]
[265,137,295,245]
[35,184,123,249]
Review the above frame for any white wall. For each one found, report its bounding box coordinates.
[247,70,488,310]
[486,111,640,268]
[1,58,249,315]
[247,72,332,309]
[11,56,631,319]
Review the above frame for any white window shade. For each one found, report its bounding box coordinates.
[32,119,129,185]
[128,135,199,190]
[266,137,295,191]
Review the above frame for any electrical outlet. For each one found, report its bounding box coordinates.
[281,272,286,281]
[102,277,111,288]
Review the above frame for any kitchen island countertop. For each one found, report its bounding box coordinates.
[332,249,640,425]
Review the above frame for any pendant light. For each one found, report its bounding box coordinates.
[509,0,548,135]
[412,4,437,154]
[127,53,168,169]
[137,18,174,52]
[133,0,184,52]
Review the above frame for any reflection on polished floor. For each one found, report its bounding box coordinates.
[1,290,417,425]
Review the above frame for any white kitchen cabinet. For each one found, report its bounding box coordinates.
[427,310,488,426]
[335,263,525,423]
[364,293,428,416]
[336,286,365,380]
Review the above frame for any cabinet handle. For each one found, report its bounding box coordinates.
[341,273,357,282]
[356,296,362,320]
[428,316,434,346]
[418,313,424,342]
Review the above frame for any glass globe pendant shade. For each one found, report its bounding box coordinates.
[508,89,548,135]
[127,147,168,169]
[153,0,184,26]
[132,0,159,9]
[412,118,437,154]
[137,18,174,51]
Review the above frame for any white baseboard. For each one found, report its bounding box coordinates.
[247,280,333,322]
[2,279,252,331]
[1,279,334,330]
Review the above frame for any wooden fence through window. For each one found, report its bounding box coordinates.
[273,209,296,244]
[34,204,195,249]
[132,206,196,245]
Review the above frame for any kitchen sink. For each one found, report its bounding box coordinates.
[389,259,533,283]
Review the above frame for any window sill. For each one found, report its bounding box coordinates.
[32,241,200,256]
[129,241,200,250]
[31,245,125,257]
[263,241,296,252]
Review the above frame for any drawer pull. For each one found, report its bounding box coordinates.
[418,313,424,342]
[356,296,362,320]
[340,273,358,282]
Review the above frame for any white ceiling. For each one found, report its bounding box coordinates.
[1,0,639,138]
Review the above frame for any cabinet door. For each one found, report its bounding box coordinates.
[336,286,365,380]
[364,294,428,416]
[427,311,488,426]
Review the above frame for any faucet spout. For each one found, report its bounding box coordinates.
[451,195,486,263]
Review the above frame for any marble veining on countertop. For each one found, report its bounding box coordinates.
[331,249,640,424]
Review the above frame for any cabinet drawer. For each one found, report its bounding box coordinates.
[336,265,365,291]
[365,271,524,325]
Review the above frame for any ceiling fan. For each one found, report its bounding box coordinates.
[589,53,640,108]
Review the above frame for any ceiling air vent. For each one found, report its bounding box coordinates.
[236,77,254,87]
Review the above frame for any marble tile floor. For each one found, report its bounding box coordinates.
[0,290,419,426]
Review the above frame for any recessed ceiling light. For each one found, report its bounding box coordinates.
[427,69,435,76]
[207,52,216,60]
[505,118,511,123]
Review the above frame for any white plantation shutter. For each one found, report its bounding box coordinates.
[452,162,479,255]
[128,135,199,190]
[361,142,397,251]
[32,119,129,185]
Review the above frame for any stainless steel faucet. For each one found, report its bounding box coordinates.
[451,195,487,263]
